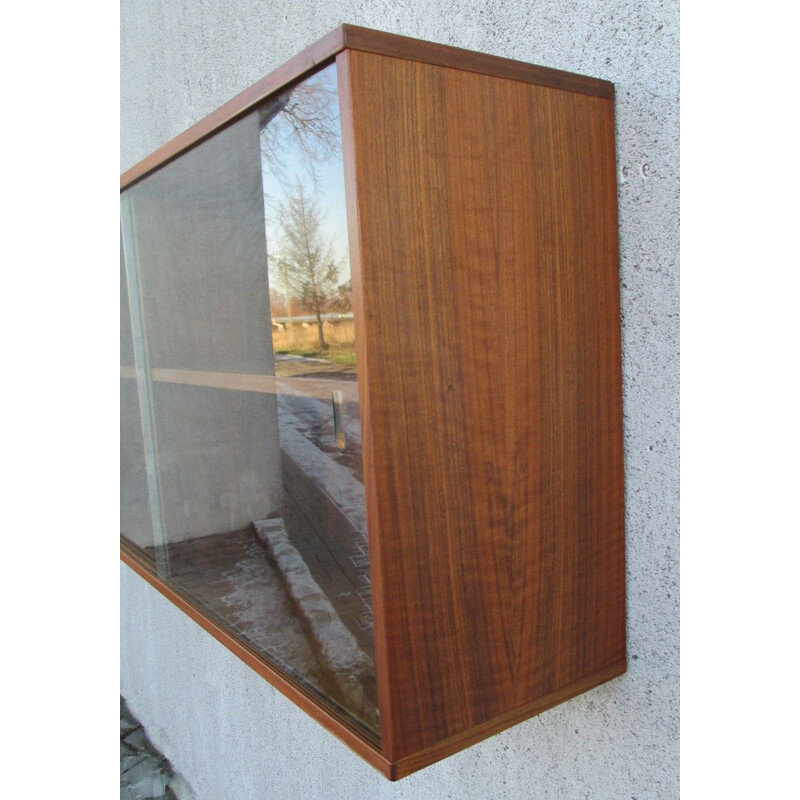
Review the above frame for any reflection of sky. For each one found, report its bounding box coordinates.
[260,63,350,285]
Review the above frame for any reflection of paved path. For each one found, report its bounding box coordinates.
[166,530,329,687]
[255,518,378,731]
[142,353,379,737]
[276,395,366,538]
[276,391,373,651]
[280,450,373,651]
[272,353,373,648]
[161,527,378,734]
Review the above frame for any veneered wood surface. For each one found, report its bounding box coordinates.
[342,24,613,99]
[121,25,612,192]
[343,50,625,761]
[389,660,626,779]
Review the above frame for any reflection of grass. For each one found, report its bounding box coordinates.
[272,320,356,365]
[327,350,357,365]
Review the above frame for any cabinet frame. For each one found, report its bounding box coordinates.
[121,24,625,780]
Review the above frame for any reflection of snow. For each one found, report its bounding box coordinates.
[166,527,377,730]
[215,534,324,678]
[276,388,366,540]
[254,518,377,728]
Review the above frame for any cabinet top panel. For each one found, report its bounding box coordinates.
[120,24,614,191]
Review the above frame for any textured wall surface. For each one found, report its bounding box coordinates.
[120,1,679,797]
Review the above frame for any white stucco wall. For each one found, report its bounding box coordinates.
[120,2,679,798]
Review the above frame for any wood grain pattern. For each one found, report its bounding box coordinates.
[341,24,613,99]
[122,27,625,778]
[389,659,626,780]
[342,50,625,762]
[121,25,612,192]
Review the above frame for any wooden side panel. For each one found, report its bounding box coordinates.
[343,50,625,761]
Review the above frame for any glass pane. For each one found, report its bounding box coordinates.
[120,63,377,737]
[120,238,155,554]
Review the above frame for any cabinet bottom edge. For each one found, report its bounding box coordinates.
[384,659,627,780]
[122,548,624,782]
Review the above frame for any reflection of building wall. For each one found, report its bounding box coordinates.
[120,378,154,548]
[152,385,279,541]
[121,245,154,549]
[124,115,281,542]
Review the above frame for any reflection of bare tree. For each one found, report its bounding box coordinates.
[274,181,341,349]
[259,74,340,186]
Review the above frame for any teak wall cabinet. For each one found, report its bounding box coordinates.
[120,24,626,780]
